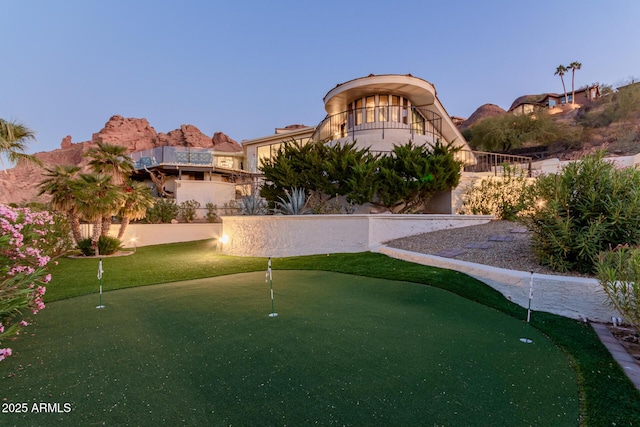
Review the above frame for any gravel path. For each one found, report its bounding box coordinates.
[384,220,592,278]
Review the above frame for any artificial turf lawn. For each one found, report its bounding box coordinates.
[5,240,640,425]
[2,271,578,426]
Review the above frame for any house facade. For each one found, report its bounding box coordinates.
[240,74,477,213]
[509,85,601,115]
[130,143,249,212]
[243,74,473,174]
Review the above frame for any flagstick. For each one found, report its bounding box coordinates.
[96,258,105,309]
[266,257,277,317]
[520,271,533,343]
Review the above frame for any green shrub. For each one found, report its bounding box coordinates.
[524,152,640,273]
[376,140,462,213]
[595,245,640,330]
[179,200,200,223]
[205,203,219,222]
[77,236,123,256]
[145,198,179,223]
[259,139,460,214]
[458,165,535,220]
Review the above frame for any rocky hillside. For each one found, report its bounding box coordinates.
[0,115,242,205]
[460,92,640,161]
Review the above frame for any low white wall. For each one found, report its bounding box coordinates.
[221,214,493,257]
[376,246,618,322]
[105,223,222,248]
[175,180,236,206]
[367,215,493,249]
[222,215,370,257]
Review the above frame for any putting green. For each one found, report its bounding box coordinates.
[1,271,578,426]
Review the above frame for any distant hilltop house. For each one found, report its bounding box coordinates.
[508,84,601,115]
[617,79,639,92]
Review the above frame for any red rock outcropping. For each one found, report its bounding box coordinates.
[458,104,506,131]
[0,115,242,205]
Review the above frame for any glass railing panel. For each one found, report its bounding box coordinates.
[187,148,214,166]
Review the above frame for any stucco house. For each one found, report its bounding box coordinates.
[130,142,249,211]
[244,74,474,173]
[241,74,484,213]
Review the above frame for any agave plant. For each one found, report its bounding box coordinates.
[239,194,267,215]
[275,187,310,215]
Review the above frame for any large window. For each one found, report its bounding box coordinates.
[365,96,375,123]
[257,143,282,167]
[378,95,389,122]
[354,99,363,125]
[348,94,411,126]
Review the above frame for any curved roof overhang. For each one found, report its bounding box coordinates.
[323,74,437,115]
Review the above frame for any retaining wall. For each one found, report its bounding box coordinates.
[376,246,618,322]
[220,214,494,257]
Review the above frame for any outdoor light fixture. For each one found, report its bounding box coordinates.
[130,237,137,254]
[216,234,229,254]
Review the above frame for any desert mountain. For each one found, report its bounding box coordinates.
[458,104,506,131]
[0,115,242,205]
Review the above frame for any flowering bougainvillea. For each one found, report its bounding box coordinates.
[0,205,55,361]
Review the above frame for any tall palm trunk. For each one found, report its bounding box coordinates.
[68,210,82,244]
[101,216,112,237]
[560,76,568,104]
[117,216,130,240]
[91,220,102,255]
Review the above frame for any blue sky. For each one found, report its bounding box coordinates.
[3,0,639,157]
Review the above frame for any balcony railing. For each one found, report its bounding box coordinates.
[130,146,242,170]
[310,106,443,143]
[369,149,532,177]
[459,150,533,176]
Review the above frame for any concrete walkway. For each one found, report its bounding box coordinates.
[591,323,640,391]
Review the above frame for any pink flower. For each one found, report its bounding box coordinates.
[20,321,29,327]
[0,348,12,361]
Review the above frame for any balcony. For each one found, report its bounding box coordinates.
[310,105,443,143]
[130,146,242,171]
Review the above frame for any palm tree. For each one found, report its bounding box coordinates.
[117,181,154,239]
[569,61,582,104]
[84,142,135,235]
[554,65,569,104]
[0,118,42,173]
[84,141,134,186]
[38,165,83,244]
[73,173,125,252]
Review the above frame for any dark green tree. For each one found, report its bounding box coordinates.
[376,140,462,213]
[468,110,563,152]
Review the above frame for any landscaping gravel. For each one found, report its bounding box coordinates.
[385,220,593,278]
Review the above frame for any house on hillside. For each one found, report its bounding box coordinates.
[509,84,601,115]
[242,74,478,213]
[244,74,473,171]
